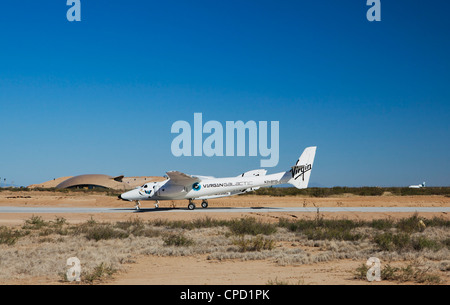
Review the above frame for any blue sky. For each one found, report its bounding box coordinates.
[0,1,449,187]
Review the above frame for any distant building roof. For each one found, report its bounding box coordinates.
[56,174,129,190]
[28,174,166,190]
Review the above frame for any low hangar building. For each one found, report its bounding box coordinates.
[28,174,165,191]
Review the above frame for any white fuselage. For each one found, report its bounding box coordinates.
[120,172,290,202]
[171,172,287,200]
[409,182,425,189]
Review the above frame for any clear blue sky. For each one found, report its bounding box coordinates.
[0,1,449,187]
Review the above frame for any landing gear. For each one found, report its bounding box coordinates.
[201,200,208,209]
[154,200,159,209]
[135,201,141,210]
[187,199,208,210]
[188,199,196,210]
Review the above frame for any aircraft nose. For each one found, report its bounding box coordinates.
[118,189,139,201]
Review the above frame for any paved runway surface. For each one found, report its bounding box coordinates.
[1,206,449,214]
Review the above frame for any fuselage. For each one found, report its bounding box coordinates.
[120,171,290,202]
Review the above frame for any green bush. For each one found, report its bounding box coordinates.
[0,226,22,245]
[83,263,117,284]
[84,225,129,241]
[228,218,277,236]
[370,219,395,231]
[163,233,194,247]
[72,221,129,241]
[411,236,442,251]
[424,217,450,228]
[233,235,275,252]
[279,217,364,241]
[151,217,229,230]
[114,218,160,237]
[374,233,410,251]
[304,227,363,241]
[396,214,425,233]
[22,215,48,230]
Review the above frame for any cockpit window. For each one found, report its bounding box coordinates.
[143,184,148,188]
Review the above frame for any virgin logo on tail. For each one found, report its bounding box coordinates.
[291,164,312,181]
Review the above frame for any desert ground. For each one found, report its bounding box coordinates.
[0,190,449,285]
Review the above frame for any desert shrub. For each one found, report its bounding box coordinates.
[0,226,22,245]
[382,264,441,284]
[279,217,365,241]
[163,233,194,247]
[191,217,229,229]
[374,232,411,251]
[72,221,129,241]
[233,235,275,252]
[279,218,364,232]
[266,278,290,285]
[355,263,442,284]
[396,214,426,233]
[83,263,117,284]
[424,217,450,228]
[113,218,159,237]
[84,225,129,241]
[114,218,145,231]
[374,232,445,252]
[443,238,450,249]
[411,236,442,251]
[278,218,316,232]
[370,219,395,231]
[228,218,277,236]
[22,215,49,230]
[151,217,228,230]
[304,227,363,241]
[354,263,370,280]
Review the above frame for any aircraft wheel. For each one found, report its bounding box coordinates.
[201,200,208,208]
[188,202,196,210]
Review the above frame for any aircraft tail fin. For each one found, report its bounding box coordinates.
[287,146,317,189]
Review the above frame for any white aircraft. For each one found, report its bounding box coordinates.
[119,146,317,210]
[409,182,425,189]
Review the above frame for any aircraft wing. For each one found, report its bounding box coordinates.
[166,171,201,186]
[238,169,267,177]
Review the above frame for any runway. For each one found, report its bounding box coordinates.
[1,206,449,214]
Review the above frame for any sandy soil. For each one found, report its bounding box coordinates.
[108,255,423,285]
[0,191,449,285]
[110,255,359,285]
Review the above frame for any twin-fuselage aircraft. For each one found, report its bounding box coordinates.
[119,147,317,210]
